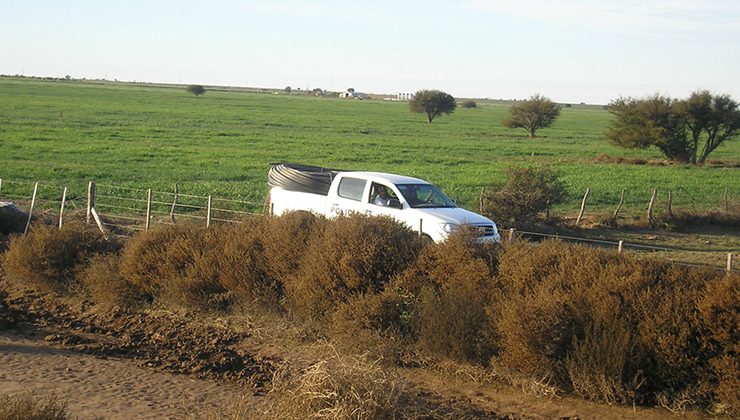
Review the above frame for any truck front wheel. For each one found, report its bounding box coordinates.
[420,234,434,246]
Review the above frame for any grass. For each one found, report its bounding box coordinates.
[0,392,69,420]
[1,77,738,215]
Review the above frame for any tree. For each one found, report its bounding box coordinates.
[284,86,292,94]
[409,90,457,123]
[606,95,690,162]
[607,91,739,164]
[185,85,206,97]
[680,90,740,163]
[502,94,561,138]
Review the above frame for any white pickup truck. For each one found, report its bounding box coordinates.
[267,164,500,243]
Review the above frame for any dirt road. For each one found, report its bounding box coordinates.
[0,332,249,419]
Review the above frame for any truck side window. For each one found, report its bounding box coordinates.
[337,177,367,201]
[370,183,398,207]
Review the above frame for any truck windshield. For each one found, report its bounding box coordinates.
[396,184,456,208]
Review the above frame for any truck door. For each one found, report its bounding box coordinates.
[329,176,368,217]
[366,182,404,218]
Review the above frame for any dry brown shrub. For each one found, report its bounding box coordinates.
[594,154,649,165]
[2,223,119,294]
[697,273,739,415]
[261,348,412,419]
[119,223,206,295]
[631,265,715,402]
[564,315,646,405]
[120,221,280,311]
[0,391,69,420]
[395,232,500,364]
[187,220,281,310]
[491,239,736,410]
[492,240,657,401]
[329,289,411,363]
[119,223,230,310]
[658,209,740,231]
[0,203,27,235]
[284,214,422,319]
[78,254,146,309]
[261,211,328,284]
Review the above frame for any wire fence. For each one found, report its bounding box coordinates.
[1,177,736,273]
[0,178,264,237]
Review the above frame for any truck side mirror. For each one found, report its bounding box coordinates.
[389,198,403,209]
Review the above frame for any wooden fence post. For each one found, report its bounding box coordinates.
[666,190,673,218]
[509,228,516,243]
[618,240,624,254]
[90,207,108,239]
[418,219,423,238]
[86,181,96,225]
[169,183,179,224]
[647,189,657,227]
[576,188,590,226]
[206,195,212,228]
[613,189,625,223]
[58,187,67,229]
[728,253,734,273]
[23,182,39,236]
[145,189,152,231]
[0,178,3,196]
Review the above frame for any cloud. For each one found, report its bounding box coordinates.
[466,0,740,37]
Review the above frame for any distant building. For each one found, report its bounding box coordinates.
[340,89,368,99]
[397,93,413,100]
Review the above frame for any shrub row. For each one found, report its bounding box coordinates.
[1,216,736,414]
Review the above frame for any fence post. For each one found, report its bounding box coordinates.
[509,228,516,243]
[86,181,96,225]
[666,190,673,218]
[169,183,179,224]
[618,240,624,254]
[0,178,3,196]
[613,189,625,223]
[206,195,212,228]
[728,253,734,273]
[576,188,590,226]
[58,187,67,229]
[90,207,108,239]
[647,189,657,227]
[23,182,39,236]
[145,189,152,231]
[418,219,423,238]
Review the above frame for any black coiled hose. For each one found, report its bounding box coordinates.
[267,163,347,196]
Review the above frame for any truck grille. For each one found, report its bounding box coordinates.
[470,223,497,237]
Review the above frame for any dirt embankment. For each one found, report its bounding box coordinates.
[1,288,275,389]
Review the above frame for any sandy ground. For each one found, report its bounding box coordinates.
[0,332,250,419]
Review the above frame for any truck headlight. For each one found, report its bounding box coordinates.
[440,222,459,233]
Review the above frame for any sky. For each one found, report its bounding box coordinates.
[2,0,739,104]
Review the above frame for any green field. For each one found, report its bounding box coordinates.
[1,77,738,215]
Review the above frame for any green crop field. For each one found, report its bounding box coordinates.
[1,77,738,216]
